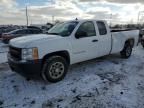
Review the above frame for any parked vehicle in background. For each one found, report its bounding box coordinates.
[8,19,139,83]
[139,29,144,48]
[0,27,16,38]
[0,29,2,38]
[27,26,42,30]
[2,28,43,44]
[30,23,53,33]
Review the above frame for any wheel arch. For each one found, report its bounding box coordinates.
[42,50,70,65]
[125,38,135,47]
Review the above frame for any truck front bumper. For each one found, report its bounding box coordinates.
[8,56,42,78]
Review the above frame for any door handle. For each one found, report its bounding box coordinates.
[92,39,98,42]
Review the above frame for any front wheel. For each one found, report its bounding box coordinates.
[120,42,132,59]
[41,56,69,83]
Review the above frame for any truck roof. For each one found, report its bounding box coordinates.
[67,19,106,23]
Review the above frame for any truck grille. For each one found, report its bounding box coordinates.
[9,46,22,61]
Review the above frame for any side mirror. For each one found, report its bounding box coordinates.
[75,31,87,39]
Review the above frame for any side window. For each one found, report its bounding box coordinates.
[25,30,30,34]
[16,30,25,34]
[14,31,19,34]
[22,30,28,34]
[29,29,35,34]
[27,29,37,34]
[97,21,107,35]
[30,29,41,34]
[76,21,96,38]
[35,29,42,34]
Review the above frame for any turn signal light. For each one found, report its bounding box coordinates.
[32,48,39,60]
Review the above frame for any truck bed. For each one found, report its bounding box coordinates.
[111,29,138,32]
[110,29,139,54]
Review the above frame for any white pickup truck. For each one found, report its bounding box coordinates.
[8,20,139,82]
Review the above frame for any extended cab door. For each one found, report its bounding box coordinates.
[71,21,99,63]
[71,21,112,64]
[95,21,111,56]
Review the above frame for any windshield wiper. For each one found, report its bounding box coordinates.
[47,32,60,35]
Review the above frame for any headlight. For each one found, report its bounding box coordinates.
[22,48,39,60]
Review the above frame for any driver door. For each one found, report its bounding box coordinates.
[71,21,99,63]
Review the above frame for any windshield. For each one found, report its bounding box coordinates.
[8,29,21,34]
[48,21,78,37]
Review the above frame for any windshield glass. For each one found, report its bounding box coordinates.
[48,21,78,37]
[8,29,21,34]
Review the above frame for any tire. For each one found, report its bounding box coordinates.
[120,42,132,59]
[41,56,69,83]
[141,40,144,48]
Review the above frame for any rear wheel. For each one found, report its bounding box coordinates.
[141,40,144,48]
[120,42,132,59]
[41,56,69,83]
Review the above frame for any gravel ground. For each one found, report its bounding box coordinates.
[0,40,8,63]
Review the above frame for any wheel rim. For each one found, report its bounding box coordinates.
[126,46,131,56]
[49,62,65,79]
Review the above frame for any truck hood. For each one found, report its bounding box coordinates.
[10,34,62,48]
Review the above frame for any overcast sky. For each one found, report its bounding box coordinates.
[0,0,144,25]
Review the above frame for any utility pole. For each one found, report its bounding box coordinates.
[109,13,112,27]
[52,15,55,23]
[51,0,55,23]
[137,11,141,25]
[25,0,29,26]
[26,6,29,26]
[137,11,144,25]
